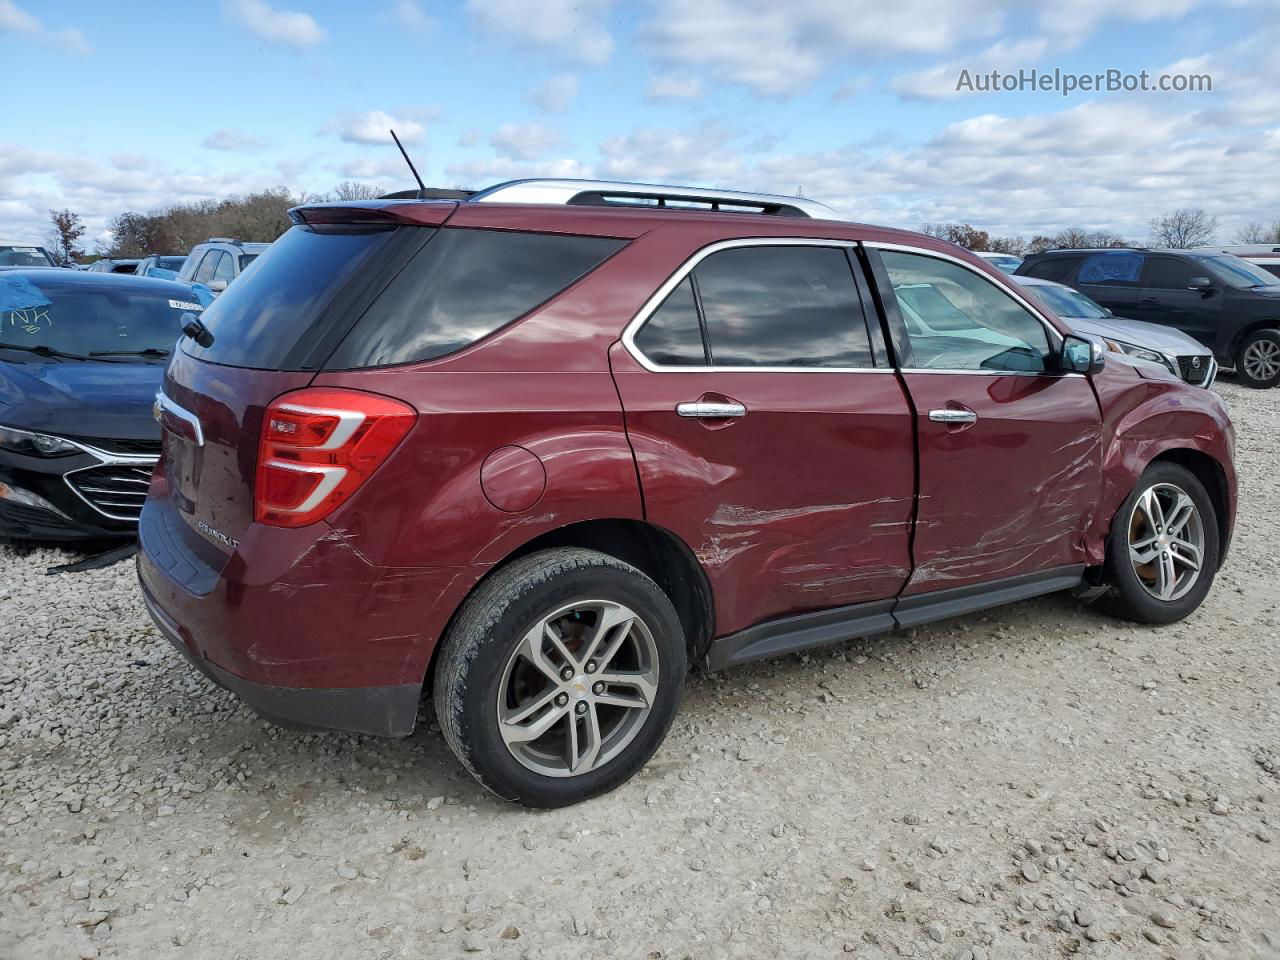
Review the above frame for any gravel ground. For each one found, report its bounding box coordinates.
[3,378,1279,960]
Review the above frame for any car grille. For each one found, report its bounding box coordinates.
[70,436,163,456]
[1176,355,1212,385]
[66,463,156,521]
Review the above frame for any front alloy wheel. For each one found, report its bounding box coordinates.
[1103,463,1219,624]
[1126,483,1205,602]
[1237,329,1280,388]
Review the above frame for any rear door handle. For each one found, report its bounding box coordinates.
[677,401,746,419]
[1140,297,1160,303]
[928,408,977,424]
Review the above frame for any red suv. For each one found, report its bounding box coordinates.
[139,179,1237,807]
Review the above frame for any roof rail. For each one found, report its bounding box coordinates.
[206,237,242,245]
[468,178,838,219]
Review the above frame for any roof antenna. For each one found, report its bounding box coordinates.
[389,128,427,197]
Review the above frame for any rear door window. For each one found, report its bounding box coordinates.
[325,228,626,368]
[1078,252,1144,285]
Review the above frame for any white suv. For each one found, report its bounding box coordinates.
[175,238,270,295]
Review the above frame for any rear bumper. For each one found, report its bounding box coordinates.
[137,494,479,737]
[142,585,421,736]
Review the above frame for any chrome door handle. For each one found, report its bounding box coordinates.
[928,408,977,424]
[677,401,746,419]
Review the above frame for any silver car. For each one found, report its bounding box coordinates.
[1016,275,1217,388]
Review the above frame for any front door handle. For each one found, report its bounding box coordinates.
[677,401,746,419]
[1140,297,1160,304]
[928,408,978,424]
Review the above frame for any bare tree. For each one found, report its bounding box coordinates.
[48,209,86,263]
[329,180,387,201]
[1027,235,1057,254]
[1234,221,1270,244]
[1149,208,1218,248]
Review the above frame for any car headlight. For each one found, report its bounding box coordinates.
[0,424,81,457]
[1101,339,1178,376]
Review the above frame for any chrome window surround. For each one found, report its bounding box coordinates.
[153,391,204,447]
[620,237,893,374]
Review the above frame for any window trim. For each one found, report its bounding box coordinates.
[865,240,1081,378]
[622,237,892,374]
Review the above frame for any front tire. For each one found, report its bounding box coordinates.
[1236,328,1280,388]
[1101,463,1219,624]
[434,548,686,808]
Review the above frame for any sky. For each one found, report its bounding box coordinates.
[2,0,1279,249]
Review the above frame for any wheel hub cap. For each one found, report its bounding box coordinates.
[496,599,660,779]
[1127,481,1205,603]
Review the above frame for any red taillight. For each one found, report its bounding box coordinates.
[255,388,416,528]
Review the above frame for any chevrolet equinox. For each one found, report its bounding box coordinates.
[139,179,1237,807]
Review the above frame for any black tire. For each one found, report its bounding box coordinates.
[433,547,686,808]
[1235,328,1280,388]
[1101,462,1219,625]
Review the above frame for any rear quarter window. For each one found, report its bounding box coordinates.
[324,228,626,369]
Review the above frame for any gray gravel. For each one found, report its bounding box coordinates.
[3,377,1279,959]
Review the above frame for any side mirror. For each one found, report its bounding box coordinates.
[1060,334,1104,375]
[207,279,228,293]
[1187,276,1214,295]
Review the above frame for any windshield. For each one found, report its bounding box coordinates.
[0,274,198,361]
[0,246,54,268]
[1190,254,1280,288]
[159,257,186,270]
[1026,283,1107,318]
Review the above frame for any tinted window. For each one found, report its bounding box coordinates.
[692,245,872,368]
[192,251,220,284]
[1191,254,1279,288]
[1078,252,1143,285]
[1144,256,1200,290]
[0,274,191,360]
[1022,257,1081,282]
[159,257,186,270]
[184,225,397,368]
[882,250,1052,372]
[327,229,625,368]
[0,246,55,267]
[633,277,706,366]
[1260,263,1280,279]
[238,253,260,271]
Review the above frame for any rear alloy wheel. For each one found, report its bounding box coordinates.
[1102,463,1219,624]
[1236,328,1280,388]
[434,548,685,807]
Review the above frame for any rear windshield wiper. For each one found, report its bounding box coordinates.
[0,342,93,361]
[88,348,172,358]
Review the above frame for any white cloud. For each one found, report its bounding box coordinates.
[0,1,91,55]
[1038,0,1200,44]
[444,156,594,188]
[526,74,580,113]
[202,129,269,151]
[465,0,614,64]
[0,0,39,33]
[645,75,703,102]
[489,123,564,161]
[324,110,425,145]
[337,155,410,179]
[387,0,433,34]
[222,0,326,50]
[892,38,1050,101]
[598,124,747,183]
[642,0,1013,95]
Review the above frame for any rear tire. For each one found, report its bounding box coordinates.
[1235,328,1280,388]
[434,548,686,808]
[1101,463,1219,624]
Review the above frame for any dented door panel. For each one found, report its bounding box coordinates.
[610,343,916,637]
